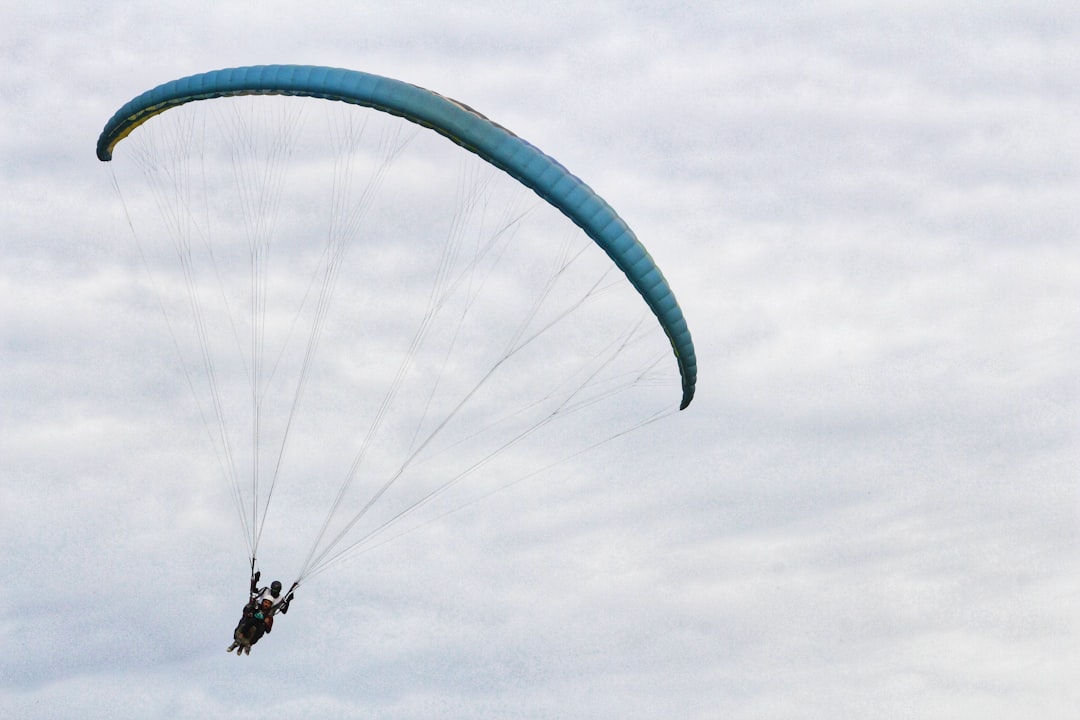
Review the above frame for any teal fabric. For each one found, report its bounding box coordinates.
[98,65,696,408]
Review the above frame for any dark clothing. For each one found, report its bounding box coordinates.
[235,599,274,646]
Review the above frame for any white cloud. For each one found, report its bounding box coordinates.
[2,2,1078,719]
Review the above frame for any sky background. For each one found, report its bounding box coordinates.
[3,2,1078,718]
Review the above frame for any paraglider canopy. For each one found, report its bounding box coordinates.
[97,65,696,409]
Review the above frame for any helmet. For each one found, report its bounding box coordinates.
[261,597,273,606]
[270,580,282,595]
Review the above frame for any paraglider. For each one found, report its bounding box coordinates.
[226,570,295,655]
[228,596,273,656]
[97,65,696,652]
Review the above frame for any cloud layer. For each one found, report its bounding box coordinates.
[3,3,1077,719]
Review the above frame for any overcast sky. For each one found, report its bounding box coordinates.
[3,2,1078,718]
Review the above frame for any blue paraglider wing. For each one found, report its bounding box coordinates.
[97,65,696,408]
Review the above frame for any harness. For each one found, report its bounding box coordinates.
[249,560,299,616]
